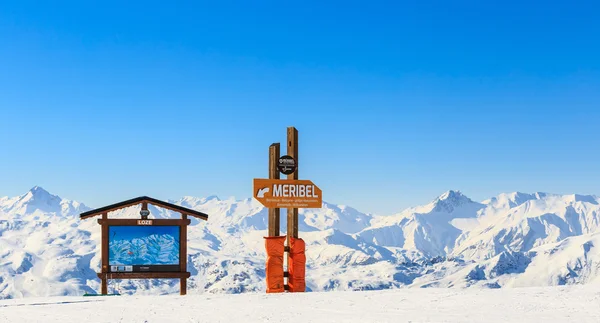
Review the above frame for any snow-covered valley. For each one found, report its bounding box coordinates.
[2,186,600,298]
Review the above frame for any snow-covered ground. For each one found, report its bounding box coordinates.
[1,286,599,323]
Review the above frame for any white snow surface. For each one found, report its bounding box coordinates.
[1,286,600,323]
[2,187,600,299]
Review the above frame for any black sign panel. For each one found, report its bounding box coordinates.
[278,155,297,175]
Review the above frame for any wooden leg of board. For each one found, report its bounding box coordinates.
[101,276,107,295]
[180,278,187,295]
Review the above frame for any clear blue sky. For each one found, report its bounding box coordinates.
[1,1,599,215]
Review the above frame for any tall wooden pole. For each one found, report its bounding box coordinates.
[268,143,281,237]
[287,127,299,243]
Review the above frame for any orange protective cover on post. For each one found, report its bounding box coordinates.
[264,236,286,293]
[288,237,306,292]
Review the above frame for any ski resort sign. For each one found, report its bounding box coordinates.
[260,127,314,294]
[79,196,209,296]
[253,178,322,208]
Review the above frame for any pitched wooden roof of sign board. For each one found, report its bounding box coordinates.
[79,196,209,220]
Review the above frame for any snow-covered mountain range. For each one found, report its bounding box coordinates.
[1,186,600,299]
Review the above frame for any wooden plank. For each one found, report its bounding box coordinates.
[97,272,191,279]
[180,214,188,295]
[101,213,108,274]
[101,212,108,295]
[268,143,281,237]
[253,179,321,208]
[146,200,208,220]
[98,219,191,226]
[180,215,187,272]
[101,277,107,295]
[80,196,208,221]
[180,278,187,296]
[287,127,299,241]
[80,198,146,219]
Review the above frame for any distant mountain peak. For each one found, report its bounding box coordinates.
[434,190,473,205]
[23,186,58,202]
[204,195,221,202]
[428,190,475,213]
[438,190,467,201]
[0,186,92,217]
[29,185,51,195]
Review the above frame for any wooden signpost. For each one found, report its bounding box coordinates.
[286,127,300,244]
[268,143,281,237]
[79,196,208,296]
[253,179,322,208]
[255,126,322,293]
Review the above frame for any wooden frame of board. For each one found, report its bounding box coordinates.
[80,196,208,295]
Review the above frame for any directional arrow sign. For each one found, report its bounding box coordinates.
[253,178,322,209]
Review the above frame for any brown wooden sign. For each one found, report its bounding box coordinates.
[254,178,322,208]
[79,196,208,296]
[262,127,312,294]
[137,219,153,225]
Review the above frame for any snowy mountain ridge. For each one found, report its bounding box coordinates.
[0,186,90,219]
[1,186,600,299]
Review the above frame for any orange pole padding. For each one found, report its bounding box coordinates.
[264,236,286,293]
[288,237,306,292]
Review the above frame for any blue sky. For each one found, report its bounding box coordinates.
[1,1,599,215]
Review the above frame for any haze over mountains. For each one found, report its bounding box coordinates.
[1,186,600,299]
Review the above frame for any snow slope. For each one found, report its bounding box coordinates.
[2,187,600,299]
[1,286,600,323]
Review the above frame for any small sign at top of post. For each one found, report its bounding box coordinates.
[278,155,297,175]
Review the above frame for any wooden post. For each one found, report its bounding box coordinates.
[268,143,281,237]
[101,212,108,295]
[287,127,299,242]
[180,214,188,295]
